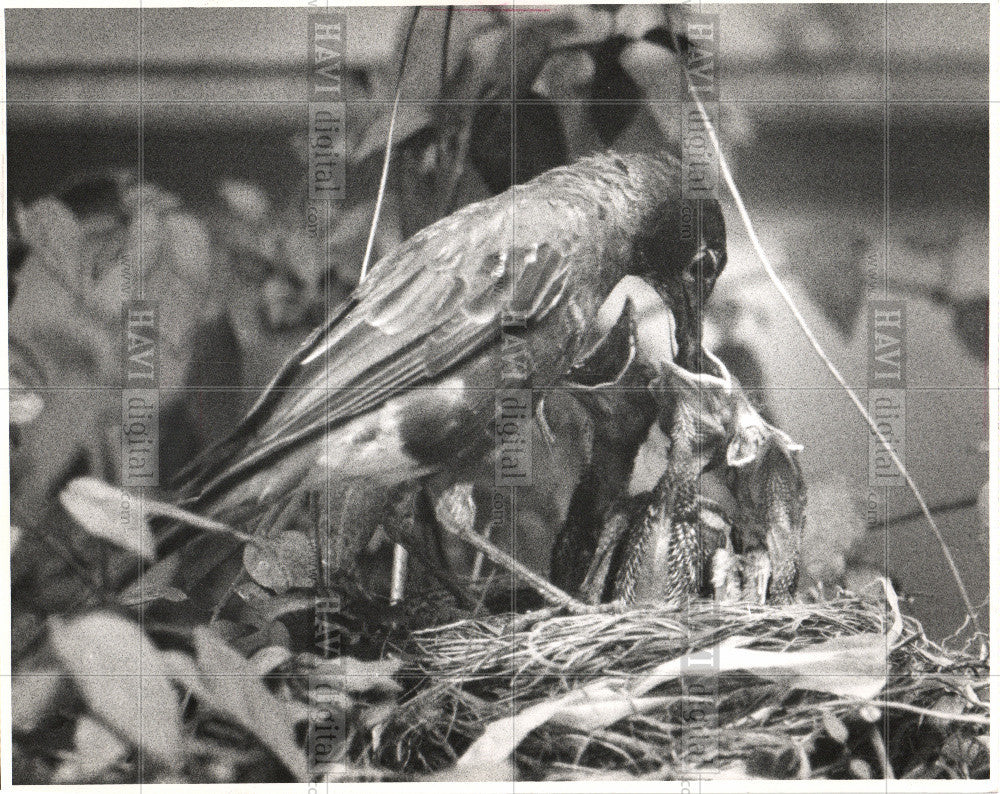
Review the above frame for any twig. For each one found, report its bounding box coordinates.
[361,9,422,603]
[684,86,984,644]
[436,513,594,614]
[359,7,421,283]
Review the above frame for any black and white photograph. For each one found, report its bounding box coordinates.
[4,2,993,786]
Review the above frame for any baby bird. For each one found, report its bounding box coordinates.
[574,346,805,608]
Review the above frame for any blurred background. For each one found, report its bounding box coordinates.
[7,5,988,641]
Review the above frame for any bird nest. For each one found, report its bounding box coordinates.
[338,591,988,781]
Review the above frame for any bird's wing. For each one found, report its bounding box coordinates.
[182,198,577,503]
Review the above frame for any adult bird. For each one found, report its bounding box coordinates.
[171,149,727,600]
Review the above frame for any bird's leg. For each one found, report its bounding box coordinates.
[384,487,417,605]
[742,549,772,605]
[389,545,409,605]
[711,547,742,603]
[381,484,478,611]
[576,510,630,605]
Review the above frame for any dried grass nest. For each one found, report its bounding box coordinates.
[347,590,988,781]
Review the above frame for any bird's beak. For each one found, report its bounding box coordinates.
[726,405,804,469]
[596,275,679,368]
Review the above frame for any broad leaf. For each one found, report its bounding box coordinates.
[59,477,155,561]
[243,531,315,593]
[12,667,65,732]
[53,716,129,783]
[307,655,403,695]
[118,553,187,606]
[49,612,183,768]
[192,625,309,781]
[9,387,44,425]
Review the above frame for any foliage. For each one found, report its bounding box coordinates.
[9,7,989,785]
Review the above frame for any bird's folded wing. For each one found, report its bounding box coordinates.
[180,214,572,503]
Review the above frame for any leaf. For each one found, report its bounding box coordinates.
[119,584,187,607]
[20,196,85,283]
[821,711,850,744]
[308,656,403,695]
[217,179,272,223]
[634,631,889,701]
[587,37,642,144]
[243,531,315,593]
[12,667,65,732]
[455,693,572,776]
[118,553,187,606]
[849,758,873,779]
[452,673,666,777]
[49,612,183,768]
[231,620,291,657]
[350,104,434,164]
[951,295,988,362]
[62,477,251,568]
[59,477,155,560]
[53,716,130,783]
[192,625,309,782]
[632,580,904,701]
[549,693,673,732]
[250,646,293,676]
[858,704,882,723]
[10,388,44,425]
[532,48,595,97]
[787,222,869,340]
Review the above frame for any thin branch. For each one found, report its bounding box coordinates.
[684,87,984,644]
[359,7,421,283]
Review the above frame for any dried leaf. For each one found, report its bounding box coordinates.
[633,580,903,701]
[243,531,315,593]
[59,477,155,560]
[49,612,183,768]
[456,681,630,774]
[635,632,889,701]
[455,693,573,776]
[192,625,308,782]
[549,693,673,732]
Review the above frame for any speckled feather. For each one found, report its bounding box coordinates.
[603,471,721,605]
[733,435,806,602]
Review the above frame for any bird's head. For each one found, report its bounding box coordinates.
[630,194,727,371]
[650,348,802,475]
